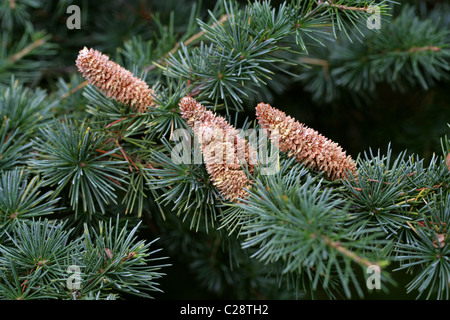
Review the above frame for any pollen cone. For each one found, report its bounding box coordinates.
[256,102,357,181]
[76,47,155,112]
[179,96,255,202]
[446,153,450,172]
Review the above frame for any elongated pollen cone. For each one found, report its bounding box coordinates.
[256,102,357,181]
[179,96,255,202]
[76,47,155,112]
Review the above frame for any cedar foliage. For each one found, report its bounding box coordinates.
[0,0,449,300]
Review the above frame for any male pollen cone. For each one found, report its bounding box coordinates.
[446,153,450,171]
[179,96,255,202]
[76,47,155,112]
[256,102,357,181]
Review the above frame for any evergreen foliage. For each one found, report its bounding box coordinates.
[0,0,448,301]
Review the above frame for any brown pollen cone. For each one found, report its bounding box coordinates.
[179,96,255,202]
[446,153,450,172]
[256,102,357,181]
[75,47,155,112]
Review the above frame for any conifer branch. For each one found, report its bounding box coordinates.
[1,0,448,301]
[60,80,88,99]
[408,45,441,53]
[321,235,375,268]
[324,1,372,13]
[145,14,228,72]
[299,57,330,77]
[9,38,46,64]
